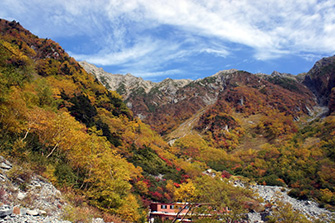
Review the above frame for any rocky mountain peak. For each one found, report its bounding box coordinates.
[125,73,134,77]
[303,56,335,109]
[80,61,192,99]
[308,55,335,77]
[211,69,239,77]
[158,78,192,91]
[79,61,155,98]
[271,71,294,78]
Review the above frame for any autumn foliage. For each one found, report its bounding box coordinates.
[1,18,335,222]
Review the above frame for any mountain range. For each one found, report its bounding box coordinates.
[80,56,334,137]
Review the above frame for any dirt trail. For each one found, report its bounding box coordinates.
[166,107,208,144]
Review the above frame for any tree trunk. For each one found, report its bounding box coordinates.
[46,143,58,158]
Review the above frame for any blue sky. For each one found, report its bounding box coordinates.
[1,0,335,82]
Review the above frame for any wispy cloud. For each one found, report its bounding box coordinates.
[1,0,335,79]
[71,37,158,65]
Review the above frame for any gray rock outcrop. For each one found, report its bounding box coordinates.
[251,185,334,222]
[0,157,70,222]
[79,61,192,100]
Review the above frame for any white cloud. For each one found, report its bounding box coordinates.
[93,0,335,61]
[1,0,335,77]
[128,69,185,79]
[201,48,229,57]
[71,36,160,65]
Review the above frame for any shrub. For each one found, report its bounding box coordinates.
[262,174,285,186]
[7,162,33,190]
[54,163,77,187]
[62,205,101,223]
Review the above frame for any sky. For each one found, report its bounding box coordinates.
[1,0,335,82]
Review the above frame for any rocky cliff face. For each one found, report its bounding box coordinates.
[79,61,191,100]
[303,56,335,113]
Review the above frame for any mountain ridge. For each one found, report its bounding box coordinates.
[79,61,192,100]
[80,61,324,135]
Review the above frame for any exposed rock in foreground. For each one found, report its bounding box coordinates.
[0,156,71,222]
[249,185,334,222]
[0,156,108,223]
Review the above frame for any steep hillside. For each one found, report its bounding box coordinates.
[0,19,143,221]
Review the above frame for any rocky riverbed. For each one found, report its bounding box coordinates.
[248,184,334,222]
[2,156,334,222]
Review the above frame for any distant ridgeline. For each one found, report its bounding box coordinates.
[1,18,335,223]
[81,58,335,136]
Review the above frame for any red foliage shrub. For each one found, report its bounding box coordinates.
[221,170,232,179]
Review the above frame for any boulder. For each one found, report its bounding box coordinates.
[0,173,7,181]
[0,205,13,217]
[12,206,20,215]
[0,162,11,170]
[39,209,47,215]
[92,218,105,223]
[26,209,39,216]
[20,207,27,215]
[17,191,26,200]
